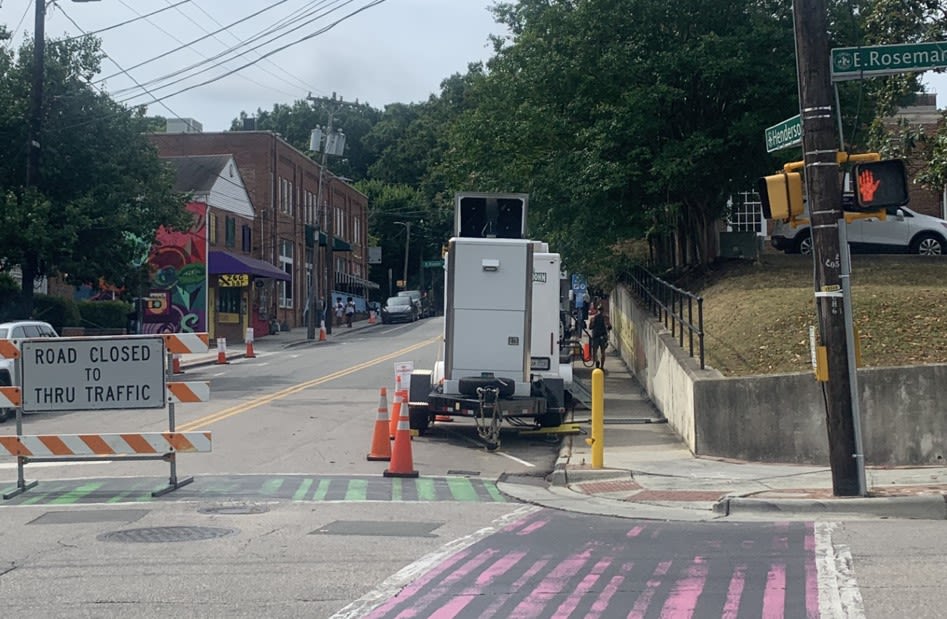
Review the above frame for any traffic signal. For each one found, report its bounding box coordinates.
[757,171,804,220]
[851,159,909,210]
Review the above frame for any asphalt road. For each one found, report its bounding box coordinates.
[2,317,945,617]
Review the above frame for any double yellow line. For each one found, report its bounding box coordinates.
[177,336,440,431]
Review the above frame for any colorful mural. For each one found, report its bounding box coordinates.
[142,202,208,333]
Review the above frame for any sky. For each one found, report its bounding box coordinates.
[2,1,946,135]
[0,0,505,131]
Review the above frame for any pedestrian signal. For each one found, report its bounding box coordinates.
[757,171,803,220]
[851,159,909,210]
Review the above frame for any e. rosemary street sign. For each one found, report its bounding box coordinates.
[832,41,947,82]
[765,114,802,153]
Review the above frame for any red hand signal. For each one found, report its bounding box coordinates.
[858,168,881,203]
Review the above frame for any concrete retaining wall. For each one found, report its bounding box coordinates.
[610,284,947,466]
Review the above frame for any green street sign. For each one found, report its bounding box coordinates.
[832,41,947,82]
[764,114,802,153]
[422,259,444,268]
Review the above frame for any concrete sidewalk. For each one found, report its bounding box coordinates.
[500,352,947,522]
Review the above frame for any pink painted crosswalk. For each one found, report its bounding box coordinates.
[363,510,820,618]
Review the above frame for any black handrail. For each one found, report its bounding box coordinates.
[629,265,705,369]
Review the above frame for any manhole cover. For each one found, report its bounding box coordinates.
[198,504,270,515]
[97,526,238,543]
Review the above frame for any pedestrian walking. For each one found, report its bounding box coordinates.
[588,302,611,370]
[345,297,356,328]
[335,297,344,327]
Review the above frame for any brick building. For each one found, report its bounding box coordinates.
[149,130,373,335]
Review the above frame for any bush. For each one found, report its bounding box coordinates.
[0,274,25,322]
[78,300,132,329]
[32,294,81,333]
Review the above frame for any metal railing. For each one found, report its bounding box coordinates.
[629,265,705,369]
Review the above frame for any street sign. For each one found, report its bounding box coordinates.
[422,259,444,268]
[765,114,802,153]
[832,41,947,82]
[21,336,166,412]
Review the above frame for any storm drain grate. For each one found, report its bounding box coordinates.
[198,503,270,515]
[311,520,443,538]
[97,526,238,543]
[446,470,481,477]
[29,509,149,525]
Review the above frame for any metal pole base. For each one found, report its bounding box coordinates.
[3,479,38,500]
[152,475,194,498]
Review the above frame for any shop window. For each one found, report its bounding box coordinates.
[217,287,241,314]
[242,225,252,252]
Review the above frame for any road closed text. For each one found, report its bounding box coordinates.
[31,343,153,365]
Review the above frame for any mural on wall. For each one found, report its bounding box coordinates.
[143,202,207,333]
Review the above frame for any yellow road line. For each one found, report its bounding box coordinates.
[177,336,441,431]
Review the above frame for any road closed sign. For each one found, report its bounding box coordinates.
[21,336,166,412]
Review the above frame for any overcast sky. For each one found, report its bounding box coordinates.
[1,0,504,131]
[2,1,946,134]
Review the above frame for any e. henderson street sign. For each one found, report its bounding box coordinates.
[832,41,947,82]
[765,114,802,153]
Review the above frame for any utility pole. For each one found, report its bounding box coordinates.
[306,92,347,338]
[794,0,861,496]
[26,0,47,188]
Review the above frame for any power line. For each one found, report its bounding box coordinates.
[112,0,346,101]
[118,0,387,108]
[62,0,192,43]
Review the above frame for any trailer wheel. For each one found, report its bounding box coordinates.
[409,407,431,435]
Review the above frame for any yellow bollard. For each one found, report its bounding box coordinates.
[590,367,604,468]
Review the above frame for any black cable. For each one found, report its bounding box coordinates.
[62,0,192,43]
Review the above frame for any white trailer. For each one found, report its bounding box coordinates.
[407,193,573,449]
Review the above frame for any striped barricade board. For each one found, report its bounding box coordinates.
[166,382,211,403]
[0,340,19,360]
[162,333,210,355]
[0,432,213,458]
[0,386,21,408]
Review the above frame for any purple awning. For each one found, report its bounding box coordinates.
[208,250,290,281]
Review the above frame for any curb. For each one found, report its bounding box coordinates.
[715,494,947,520]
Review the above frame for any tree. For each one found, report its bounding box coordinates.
[0,34,189,314]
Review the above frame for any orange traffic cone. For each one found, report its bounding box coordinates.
[245,327,256,359]
[172,354,183,374]
[389,383,402,440]
[582,341,591,363]
[216,338,228,364]
[368,310,377,325]
[367,387,392,461]
[319,320,327,341]
[384,393,418,478]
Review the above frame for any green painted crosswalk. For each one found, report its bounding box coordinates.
[0,474,512,506]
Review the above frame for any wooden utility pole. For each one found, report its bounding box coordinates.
[794,0,861,495]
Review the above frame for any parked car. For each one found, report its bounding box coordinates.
[381,296,418,324]
[0,320,59,422]
[397,290,434,318]
[771,205,947,256]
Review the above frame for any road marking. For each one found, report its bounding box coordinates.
[495,451,536,467]
[328,505,540,619]
[816,522,866,619]
[177,336,440,431]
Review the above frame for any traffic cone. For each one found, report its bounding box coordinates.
[368,310,377,325]
[245,327,256,358]
[389,383,402,440]
[319,319,327,341]
[216,338,228,364]
[172,354,183,374]
[367,387,392,461]
[384,394,418,478]
[582,341,591,363]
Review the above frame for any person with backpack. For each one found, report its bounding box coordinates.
[588,301,611,370]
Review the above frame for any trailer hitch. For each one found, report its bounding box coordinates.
[474,385,502,450]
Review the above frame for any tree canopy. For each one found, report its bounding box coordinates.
[0,33,189,313]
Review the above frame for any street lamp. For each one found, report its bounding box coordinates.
[394,221,411,291]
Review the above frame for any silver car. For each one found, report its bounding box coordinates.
[771,206,947,255]
[0,320,59,422]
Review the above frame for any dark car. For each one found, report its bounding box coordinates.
[381,296,418,324]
